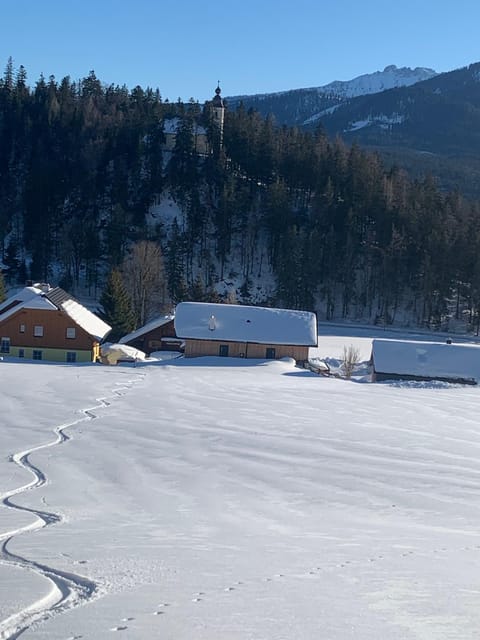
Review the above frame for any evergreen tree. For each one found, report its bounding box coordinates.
[99,269,136,342]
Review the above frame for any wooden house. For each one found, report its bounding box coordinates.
[371,338,480,385]
[174,302,317,363]
[0,283,111,363]
[119,314,180,354]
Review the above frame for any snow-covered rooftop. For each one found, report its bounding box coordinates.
[119,314,174,344]
[174,302,317,346]
[372,338,480,382]
[61,299,111,341]
[0,284,52,322]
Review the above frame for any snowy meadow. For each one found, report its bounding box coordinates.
[1,325,480,639]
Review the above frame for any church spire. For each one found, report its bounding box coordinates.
[210,82,225,149]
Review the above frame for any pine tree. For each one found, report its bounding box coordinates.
[99,269,136,342]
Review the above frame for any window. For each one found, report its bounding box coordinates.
[19,324,25,333]
[66,351,77,363]
[66,327,76,339]
[18,349,24,358]
[219,344,229,357]
[1,337,10,353]
[32,350,42,360]
[266,347,276,359]
[34,325,44,337]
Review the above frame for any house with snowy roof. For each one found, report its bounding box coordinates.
[371,338,480,385]
[174,302,317,363]
[119,314,180,355]
[0,283,111,363]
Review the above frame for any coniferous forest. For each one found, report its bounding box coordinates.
[2,58,480,331]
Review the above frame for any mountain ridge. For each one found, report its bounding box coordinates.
[227,62,480,197]
[227,65,438,127]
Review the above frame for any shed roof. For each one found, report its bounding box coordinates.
[372,338,480,382]
[174,302,317,346]
[0,284,111,341]
[119,314,175,344]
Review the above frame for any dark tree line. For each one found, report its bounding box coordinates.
[2,58,480,331]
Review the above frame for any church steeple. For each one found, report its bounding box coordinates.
[210,82,225,149]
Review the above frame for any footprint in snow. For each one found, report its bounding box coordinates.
[121,617,134,622]
[153,611,165,615]
[192,597,202,602]
[110,626,127,632]
[224,586,234,591]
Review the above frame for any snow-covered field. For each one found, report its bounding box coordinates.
[2,325,480,639]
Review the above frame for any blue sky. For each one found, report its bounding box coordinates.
[2,0,479,102]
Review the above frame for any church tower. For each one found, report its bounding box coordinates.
[210,83,225,149]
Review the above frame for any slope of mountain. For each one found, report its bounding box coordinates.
[227,65,437,127]
[315,62,480,196]
[229,62,480,198]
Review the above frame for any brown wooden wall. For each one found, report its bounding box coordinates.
[184,339,309,362]
[125,319,178,354]
[0,308,96,350]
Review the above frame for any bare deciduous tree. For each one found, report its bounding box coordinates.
[342,344,360,379]
[122,240,167,326]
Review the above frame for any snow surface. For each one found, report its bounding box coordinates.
[346,113,406,133]
[2,324,480,639]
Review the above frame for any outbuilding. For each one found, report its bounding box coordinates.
[371,338,480,385]
[174,301,317,364]
[119,314,179,355]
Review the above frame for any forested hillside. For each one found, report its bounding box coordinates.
[2,59,480,331]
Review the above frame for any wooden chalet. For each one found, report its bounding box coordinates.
[174,302,317,363]
[371,338,480,385]
[0,283,111,363]
[119,314,180,355]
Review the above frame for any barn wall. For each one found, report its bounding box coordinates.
[184,339,309,362]
[373,370,477,385]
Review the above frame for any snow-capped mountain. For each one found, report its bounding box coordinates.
[226,65,437,127]
[228,62,480,198]
[314,65,437,99]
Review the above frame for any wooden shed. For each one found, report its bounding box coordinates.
[174,302,317,364]
[119,314,180,355]
[0,283,111,363]
[371,338,480,385]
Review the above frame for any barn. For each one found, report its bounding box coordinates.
[371,338,480,385]
[119,314,180,355]
[174,302,317,364]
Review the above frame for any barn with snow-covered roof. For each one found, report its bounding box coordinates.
[371,338,480,385]
[0,283,111,363]
[174,302,317,363]
[119,314,180,354]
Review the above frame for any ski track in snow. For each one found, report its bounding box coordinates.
[0,372,145,640]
